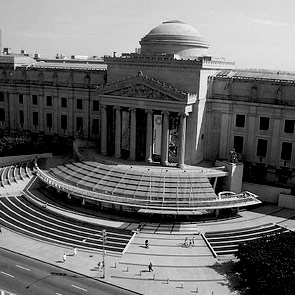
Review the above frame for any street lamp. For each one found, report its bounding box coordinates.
[102,229,107,279]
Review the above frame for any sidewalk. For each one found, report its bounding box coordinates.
[2,197,295,294]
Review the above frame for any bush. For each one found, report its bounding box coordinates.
[235,232,295,295]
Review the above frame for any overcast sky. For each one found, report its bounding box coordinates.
[1,0,295,71]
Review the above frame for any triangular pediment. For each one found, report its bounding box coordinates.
[97,72,187,102]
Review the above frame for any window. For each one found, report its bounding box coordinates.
[61,97,67,108]
[76,99,83,110]
[32,95,38,105]
[46,96,52,107]
[76,116,83,131]
[19,94,24,104]
[32,112,38,126]
[257,139,268,157]
[0,92,4,102]
[61,114,67,130]
[259,117,270,131]
[233,136,244,153]
[281,142,292,161]
[19,110,24,125]
[93,100,100,111]
[46,113,52,128]
[235,114,245,128]
[284,120,295,134]
[0,108,5,121]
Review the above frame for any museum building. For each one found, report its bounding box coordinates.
[0,20,294,214]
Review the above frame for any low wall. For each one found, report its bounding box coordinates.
[0,153,52,167]
[278,194,295,210]
[242,182,291,204]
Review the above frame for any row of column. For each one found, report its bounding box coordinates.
[100,105,187,168]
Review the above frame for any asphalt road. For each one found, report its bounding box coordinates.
[0,248,140,295]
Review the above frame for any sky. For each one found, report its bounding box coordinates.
[1,0,295,71]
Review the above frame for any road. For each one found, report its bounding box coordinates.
[0,248,140,295]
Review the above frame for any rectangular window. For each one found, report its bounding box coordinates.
[19,94,24,104]
[19,110,24,125]
[0,108,5,121]
[61,114,67,130]
[257,139,268,157]
[46,96,52,107]
[32,95,38,105]
[93,100,100,111]
[234,136,244,153]
[61,97,67,108]
[46,113,52,128]
[235,114,245,128]
[76,116,83,131]
[281,142,292,161]
[76,99,83,110]
[0,92,4,102]
[259,117,270,131]
[284,120,295,134]
[32,112,38,126]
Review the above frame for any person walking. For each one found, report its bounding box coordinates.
[145,239,149,248]
[62,253,67,263]
[184,237,188,247]
[148,262,153,272]
[192,236,195,246]
[73,247,77,256]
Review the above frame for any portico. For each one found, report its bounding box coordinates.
[97,73,196,167]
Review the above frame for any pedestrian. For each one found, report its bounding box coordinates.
[145,239,149,248]
[148,262,153,272]
[192,236,195,246]
[44,202,48,208]
[62,253,67,263]
[73,247,77,256]
[97,262,102,271]
[184,237,188,247]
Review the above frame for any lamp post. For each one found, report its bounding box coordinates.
[102,229,107,279]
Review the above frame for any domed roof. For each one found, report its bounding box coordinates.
[140,20,209,59]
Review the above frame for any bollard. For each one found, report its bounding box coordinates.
[153,274,155,280]
[181,282,184,289]
[167,278,169,284]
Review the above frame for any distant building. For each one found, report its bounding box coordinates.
[0,20,295,191]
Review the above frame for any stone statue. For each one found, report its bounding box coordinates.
[229,149,238,163]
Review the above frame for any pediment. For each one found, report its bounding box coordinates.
[97,73,187,102]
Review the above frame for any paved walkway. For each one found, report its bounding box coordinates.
[1,188,295,295]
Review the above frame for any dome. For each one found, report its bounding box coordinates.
[139,20,209,59]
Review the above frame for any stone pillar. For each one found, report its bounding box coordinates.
[161,111,169,166]
[269,117,281,167]
[219,113,230,159]
[129,108,136,161]
[177,113,187,169]
[145,109,153,163]
[114,106,121,158]
[100,105,107,155]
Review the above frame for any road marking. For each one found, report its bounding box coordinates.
[71,284,88,292]
[0,271,15,278]
[16,265,31,271]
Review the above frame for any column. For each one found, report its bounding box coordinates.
[161,111,169,166]
[129,108,136,161]
[145,109,153,163]
[100,105,107,155]
[114,106,121,158]
[269,117,281,167]
[219,112,230,159]
[177,113,187,169]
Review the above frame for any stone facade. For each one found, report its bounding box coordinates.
[1,21,295,189]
